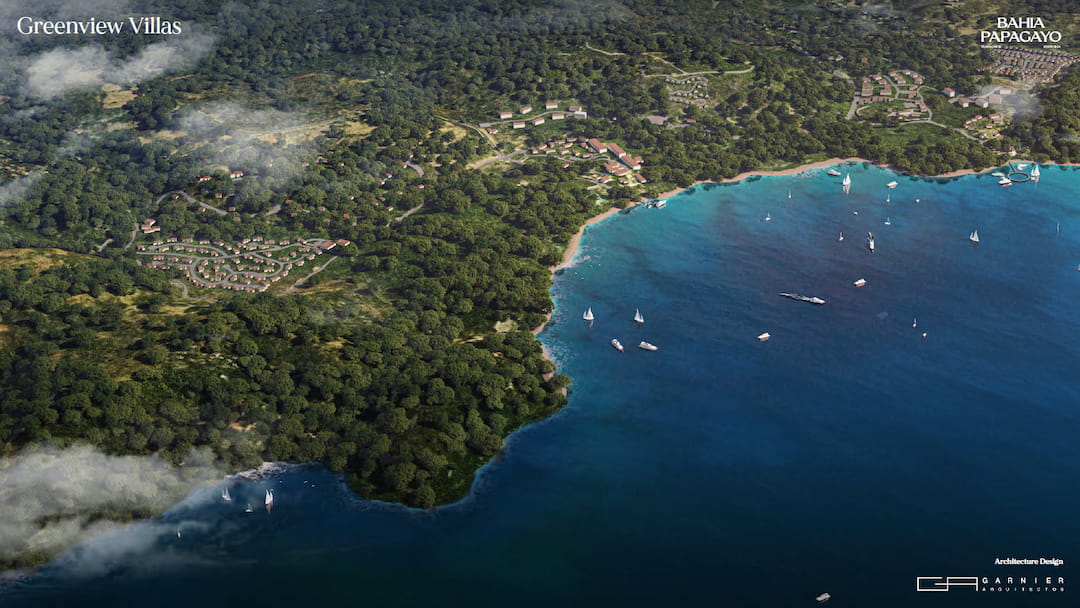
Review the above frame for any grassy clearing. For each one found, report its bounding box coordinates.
[0,249,84,273]
[102,85,136,109]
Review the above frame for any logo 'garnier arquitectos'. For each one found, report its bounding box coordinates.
[917,576,1065,592]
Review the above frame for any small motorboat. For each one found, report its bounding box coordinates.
[637,341,658,351]
[757,332,771,342]
[886,181,898,189]
[853,278,867,287]
[817,592,831,603]
[827,169,842,176]
[611,339,624,352]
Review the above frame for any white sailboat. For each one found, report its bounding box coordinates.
[842,173,851,194]
[886,194,890,203]
[633,309,644,324]
[244,504,254,513]
[221,487,232,502]
[913,317,917,328]
[884,217,891,226]
[763,212,772,222]
[583,308,594,327]
[788,191,792,199]
[265,489,274,514]
[866,232,875,252]
[838,231,844,242]
[1031,164,1040,182]
[969,229,979,244]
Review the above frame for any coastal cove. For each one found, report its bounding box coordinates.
[4,162,1080,607]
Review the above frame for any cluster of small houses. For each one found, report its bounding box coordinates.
[665,75,709,105]
[523,135,647,185]
[941,86,1011,117]
[485,102,588,133]
[136,236,349,293]
[986,47,1078,84]
[855,70,929,120]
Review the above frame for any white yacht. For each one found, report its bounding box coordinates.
[998,177,1012,186]
[637,341,658,351]
[757,332,771,342]
[610,339,624,352]
[969,229,979,244]
[633,309,644,324]
[817,592,831,603]
[827,169,842,176]
[886,181,898,189]
[655,200,667,209]
[991,172,1006,178]
[1016,163,1028,170]
[853,278,867,287]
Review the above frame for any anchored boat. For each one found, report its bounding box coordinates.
[779,292,825,305]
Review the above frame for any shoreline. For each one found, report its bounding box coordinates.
[531,204,622,342]
[529,156,1075,369]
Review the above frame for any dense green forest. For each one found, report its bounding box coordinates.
[2,0,1080,534]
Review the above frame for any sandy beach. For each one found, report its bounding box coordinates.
[529,155,1070,372]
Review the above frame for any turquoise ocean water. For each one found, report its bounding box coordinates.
[3,163,1078,607]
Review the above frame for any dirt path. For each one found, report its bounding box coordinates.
[278,256,337,296]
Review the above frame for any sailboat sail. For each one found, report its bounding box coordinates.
[583,308,594,321]
[265,489,274,514]
[222,487,231,502]
[969,229,979,243]
[633,309,644,324]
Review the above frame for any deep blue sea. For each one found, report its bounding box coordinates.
[4,163,1079,607]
